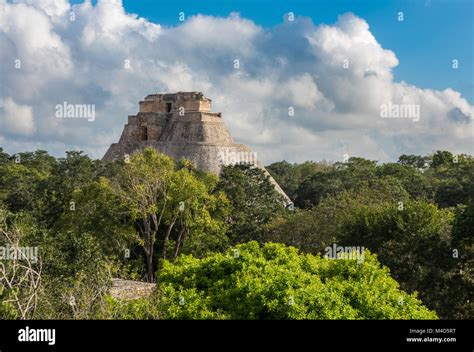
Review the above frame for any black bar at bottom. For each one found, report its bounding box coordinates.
[0,320,471,351]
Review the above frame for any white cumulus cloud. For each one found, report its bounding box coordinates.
[0,0,472,163]
[0,98,35,135]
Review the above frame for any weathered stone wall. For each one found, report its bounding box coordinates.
[104,141,252,175]
[138,91,212,113]
[110,279,155,300]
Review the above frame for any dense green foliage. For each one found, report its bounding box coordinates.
[338,200,463,319]
[100,242,436,320]
[216,164,285,244]
[0,147,471,319]
[267,151,473,209]
[265,151,474,319]
[152,242,436,319]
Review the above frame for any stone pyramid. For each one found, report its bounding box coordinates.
[103,92,291,204]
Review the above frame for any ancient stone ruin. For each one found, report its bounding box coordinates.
[103,92,291,204]
[109,278,155,300]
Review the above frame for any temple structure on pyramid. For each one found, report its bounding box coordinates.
[103,92,291,205]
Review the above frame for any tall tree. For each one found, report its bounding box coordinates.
[113,148,227,282]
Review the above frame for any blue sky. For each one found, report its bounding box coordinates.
[72,0,473,103]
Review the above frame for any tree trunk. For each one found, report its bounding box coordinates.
[162,217,177,260]
[172,227,187,261]
[146,250,154,283]
[142,217,154,282]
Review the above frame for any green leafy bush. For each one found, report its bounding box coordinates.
[154,242,437,319]
[98,296,160,320]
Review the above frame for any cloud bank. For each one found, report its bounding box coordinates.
[0,0,472,163]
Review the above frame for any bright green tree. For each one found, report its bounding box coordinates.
[154,242,437,319]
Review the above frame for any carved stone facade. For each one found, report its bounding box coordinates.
[103,92,291,204]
